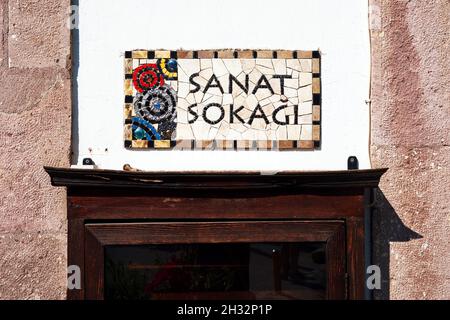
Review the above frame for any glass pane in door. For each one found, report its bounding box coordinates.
[104,242,326,300]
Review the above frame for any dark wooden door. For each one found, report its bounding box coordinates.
[84,220,346,300]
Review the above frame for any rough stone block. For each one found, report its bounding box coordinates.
[371,145,450,299]
[0,232,66,299]
[8,0,70,68]
[0,1,6,65]
[0,77,71,233]
[370,0,449,148]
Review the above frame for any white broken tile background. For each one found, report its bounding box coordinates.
[176,58,313,141]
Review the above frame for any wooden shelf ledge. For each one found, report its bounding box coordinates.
[44,166,387,190]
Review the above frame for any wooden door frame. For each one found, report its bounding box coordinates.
[44,167,387,300]
[84,220,346,300]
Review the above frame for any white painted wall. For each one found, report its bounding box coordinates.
[75,0,371,171]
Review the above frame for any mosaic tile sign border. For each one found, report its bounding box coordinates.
[124,50,321,150]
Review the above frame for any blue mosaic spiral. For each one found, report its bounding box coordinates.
[131,117,161,140]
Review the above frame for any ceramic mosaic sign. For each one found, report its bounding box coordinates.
[124,50,321,150]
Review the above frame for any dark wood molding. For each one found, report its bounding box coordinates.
[67,219,85,300]
[346,216,366,300]
[67,193,365,220]
[85,225,104,300]
[44,166,387,190]
[85,220,342,245]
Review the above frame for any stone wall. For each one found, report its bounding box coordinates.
[0,0,70,299]
[0,0,448,299]
[370,0,449,299]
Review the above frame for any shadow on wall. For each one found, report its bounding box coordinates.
[371,190,422,300]
[71,0,80,165]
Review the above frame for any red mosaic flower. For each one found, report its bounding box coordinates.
[132,64,165,93]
